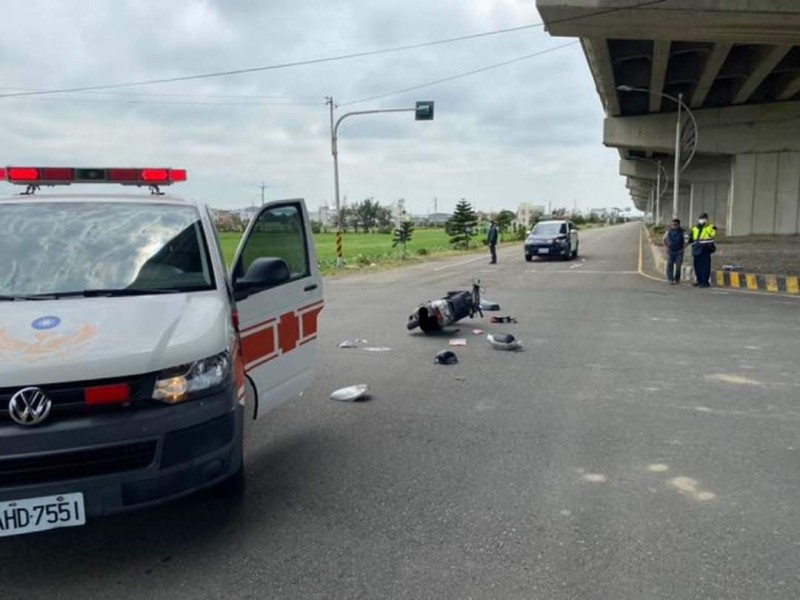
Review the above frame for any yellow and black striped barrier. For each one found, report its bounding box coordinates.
[336,231,343,262]
[647,235,799,295]
[716,270,800,294]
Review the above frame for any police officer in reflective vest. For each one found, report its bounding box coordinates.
[690,212,716,288]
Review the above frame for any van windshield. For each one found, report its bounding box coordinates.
[0,202,215,297]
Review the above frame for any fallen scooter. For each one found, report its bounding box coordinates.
[407,280,488,333]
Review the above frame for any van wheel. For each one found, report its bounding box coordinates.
[525,254,532,262]
[563,245,572,261]
[572,245,579,259]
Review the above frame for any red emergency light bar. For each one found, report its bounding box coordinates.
[0,167,187,186]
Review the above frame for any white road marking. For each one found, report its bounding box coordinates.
[669,476,716,501]
[432,254,493,272]
[582,473,608,483]
[647,464,670,473]
[707,373,763,386]
[529,270,638,275]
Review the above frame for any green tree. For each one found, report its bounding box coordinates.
[337,207,354,232]
[496,209,516,234]
[446,198,478,249]
[376,205,394,234]
[392,220,415,259]
[355,198,377,233]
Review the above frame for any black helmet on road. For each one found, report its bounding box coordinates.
[434,350,458,365]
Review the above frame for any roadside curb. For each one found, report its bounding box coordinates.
[646,233,799,295]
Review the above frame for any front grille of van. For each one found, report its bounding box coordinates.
[0,441,157,486]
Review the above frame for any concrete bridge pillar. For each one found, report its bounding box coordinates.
[690,181,730,232]
[729,151,800,236]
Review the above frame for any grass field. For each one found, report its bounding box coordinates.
[219,228,457,267]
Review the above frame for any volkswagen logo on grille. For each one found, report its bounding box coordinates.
[9,387,52,426]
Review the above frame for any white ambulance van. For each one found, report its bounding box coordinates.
[0,166,323,538]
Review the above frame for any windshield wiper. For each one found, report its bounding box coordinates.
[0,294,56,301]
[60,288,193,298]
[0,288,201,300]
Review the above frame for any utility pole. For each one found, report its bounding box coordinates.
[260,182,266,206]
[327,97,434,268]
[326,96,344,268]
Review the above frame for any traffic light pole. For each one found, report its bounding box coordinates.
[327,97,428,269]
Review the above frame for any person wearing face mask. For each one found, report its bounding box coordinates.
[690,212,716,288]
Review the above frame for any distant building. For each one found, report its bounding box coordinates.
[427,212,452,226]
[515,203,545,230]
[411,212,452,227]
[317,206,337,228]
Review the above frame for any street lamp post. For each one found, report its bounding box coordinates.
[631,156,668,224]
[617,86,698,221]
[325,97,433,268]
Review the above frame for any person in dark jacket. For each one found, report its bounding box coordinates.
[662,218,686,284]
[487,219,499,264]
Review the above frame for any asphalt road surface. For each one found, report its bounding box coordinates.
[3,223,800,600]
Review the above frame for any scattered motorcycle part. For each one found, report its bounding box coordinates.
[330,384,371,402]
[487,333,523,350]
[434,350,459,365]
[449,338,467,347]
[479,299,500,311]
[490,316,517,324]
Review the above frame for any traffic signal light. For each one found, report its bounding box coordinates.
[415,101,434,121]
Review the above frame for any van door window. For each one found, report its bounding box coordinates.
[236,203,310,283]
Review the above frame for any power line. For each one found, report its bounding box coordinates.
[338,42,579,107]
[0,0,667,99]
[0,24,546,99]
[4,95,321,107]
[0,86,321,101]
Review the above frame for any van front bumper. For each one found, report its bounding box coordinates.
[0,389,244,518]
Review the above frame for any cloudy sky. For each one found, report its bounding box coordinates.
[0,0,631,216]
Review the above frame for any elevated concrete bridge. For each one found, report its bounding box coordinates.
[537,0,800,235]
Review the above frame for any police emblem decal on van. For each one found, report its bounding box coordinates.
[0,321,98,362]
[31,316,61,330]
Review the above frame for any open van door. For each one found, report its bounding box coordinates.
[230,199,323,416]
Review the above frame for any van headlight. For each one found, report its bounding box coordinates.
[152,351,231,404]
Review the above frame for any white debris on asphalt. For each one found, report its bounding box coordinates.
[330,384,370,402]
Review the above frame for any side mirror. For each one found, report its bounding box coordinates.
[234,257,291,300]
